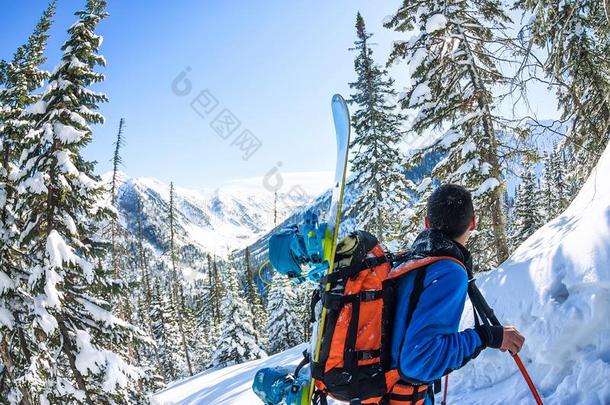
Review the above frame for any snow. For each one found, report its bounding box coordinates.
[74,329,139,392]
[472,177,500,197]
[33,295,58,335]
[75,297,128,328]
[410,47,428,75]
[55,150,79,176]
[54,122,87,144]
[0,304,15,329]
[0,270,14,294]
[47,230,74,269]
[425,14,448,33]
[409,82,432,106]
[102,171,329,255]
[46,230,94,282]
[151,345,306,405]
[26,98,48,115]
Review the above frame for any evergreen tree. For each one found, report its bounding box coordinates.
[244,247,266,341]
[347,12,413,242]
[385,0,513,269]
[542,147,570,220]
[266,275,304,354]
[110,118,126,280]
[517,0,610,181]
[15,1,145,402]
[150,281,185,382]
[207,254,223,330]
[294,283,314,342]
[512,164,542,247]
[0,3,55,402]
[211,264,266,367]
[167,182,194,376]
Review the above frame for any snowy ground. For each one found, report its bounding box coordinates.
[151,345,306,405]
[153,146,610,404]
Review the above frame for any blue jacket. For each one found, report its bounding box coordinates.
[390,230,493,404]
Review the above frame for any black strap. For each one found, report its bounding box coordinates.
[468,278,499,326]
[320,255,389,285]
[312,390,328,405]
[321,289,382,310]
[345,299,361,399]
[294,350,309,378]
[397,267,427,383]
[356,349,381,361]
[433,378,442,394]
[405,269,427,335]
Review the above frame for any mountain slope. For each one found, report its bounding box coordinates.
[151,144,610,404]
[105,172,325,257]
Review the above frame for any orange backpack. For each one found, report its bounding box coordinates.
[309,230,464,405]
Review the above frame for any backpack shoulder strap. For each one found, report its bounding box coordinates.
[387,255,465,281]
[389,255,467,386]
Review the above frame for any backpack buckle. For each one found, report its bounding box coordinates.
[360,290,381,302]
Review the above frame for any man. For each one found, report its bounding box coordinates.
[390,184,524,403]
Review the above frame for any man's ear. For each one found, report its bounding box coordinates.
[469,215,477,231]
[424,216,431,229]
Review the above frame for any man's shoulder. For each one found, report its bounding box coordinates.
[425,258,468,284]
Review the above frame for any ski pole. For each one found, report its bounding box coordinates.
[468,280,543,405]
[441,375,448,405]
[513,353,543,405]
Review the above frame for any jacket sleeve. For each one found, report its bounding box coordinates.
[398,262,484,383]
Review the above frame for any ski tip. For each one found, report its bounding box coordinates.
[332,94,345,104]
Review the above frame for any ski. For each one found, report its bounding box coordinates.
[308,94,351,404]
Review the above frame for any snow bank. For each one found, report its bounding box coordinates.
[151,345,306,405]
[450,144,610,404]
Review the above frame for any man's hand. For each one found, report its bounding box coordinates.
[500,325,525,354]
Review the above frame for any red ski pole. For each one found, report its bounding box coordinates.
[513,354,543,405]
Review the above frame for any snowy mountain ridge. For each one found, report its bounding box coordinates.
[102,171,331,256]
[152,144,610,404]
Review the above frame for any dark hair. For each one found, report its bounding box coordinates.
[426,184,474,238]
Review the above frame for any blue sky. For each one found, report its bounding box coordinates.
[1,1,558,190]
[1,1,403,188]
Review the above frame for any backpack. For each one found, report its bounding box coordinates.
[309,230,465,405]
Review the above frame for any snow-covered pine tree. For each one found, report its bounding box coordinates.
[243,247,266,341]
[346,12,413,242]
[265,275,303,354]
[512,164,542,247]
[542,147,569,221]
[385,0,512,269]
[207,253,223,330]
[182,300,210,374]
[0,3,55,402]
[211,264,266,367]
[167,182,194,376]
[150,281,185,382]
[110,118,125,280]
[15,1,146,402]
[293,282,314,342]
[517,0,610,182]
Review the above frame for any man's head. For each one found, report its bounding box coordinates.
[424,184,476,244]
